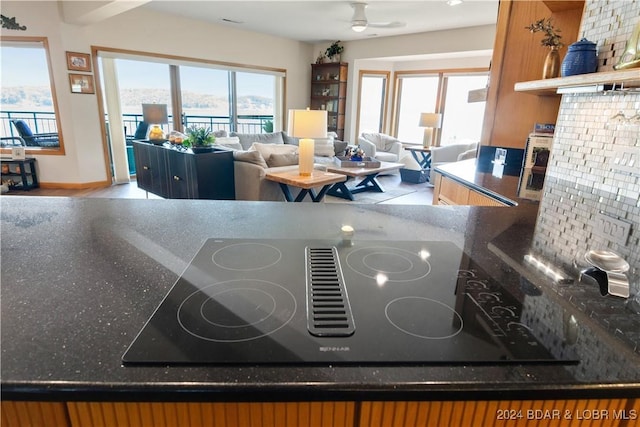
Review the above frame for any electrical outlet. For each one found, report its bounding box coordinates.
[593,212,632,246]
[610,145,639,175]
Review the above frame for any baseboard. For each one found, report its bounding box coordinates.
[39,180,111,190]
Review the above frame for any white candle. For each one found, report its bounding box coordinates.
[298,138,314,176]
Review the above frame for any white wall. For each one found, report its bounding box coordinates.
[1,1,494,185]
[314,25,495,142]
[1,1,315,185]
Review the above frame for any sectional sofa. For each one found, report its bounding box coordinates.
[214,131,348,201]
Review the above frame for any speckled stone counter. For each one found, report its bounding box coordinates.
[1,196,639,402]
[434,159,535,207]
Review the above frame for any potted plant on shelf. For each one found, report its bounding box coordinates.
[325,41,344,63]
[183,126,216,153]
[526,18,563,79]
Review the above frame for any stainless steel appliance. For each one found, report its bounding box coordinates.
[123,239,576,365]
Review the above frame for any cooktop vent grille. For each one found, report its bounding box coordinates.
[305,247,355,337]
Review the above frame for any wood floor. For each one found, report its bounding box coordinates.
[3,176,433,204]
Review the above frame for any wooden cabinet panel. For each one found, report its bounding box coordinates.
[1,401,70,427]
[468,189,507,206]
[439,176,470,205]
[481,0,583,149]
[66,402,355,427]
[359,399,631,427]
[433,173,508,206]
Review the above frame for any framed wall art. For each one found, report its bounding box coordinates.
[66,51,92,72]
[69,73,95,94]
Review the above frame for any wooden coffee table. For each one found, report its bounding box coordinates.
[265,169,346,202]
[324,161,404,201]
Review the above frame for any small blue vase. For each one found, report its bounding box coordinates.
[561,38,598,77]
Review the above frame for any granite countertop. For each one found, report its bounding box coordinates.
[1,196,639,402]
[434,158,536,207]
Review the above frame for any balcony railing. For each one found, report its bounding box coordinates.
[0,111,58,138]
[1,110,274,141]
[122,113,273,139]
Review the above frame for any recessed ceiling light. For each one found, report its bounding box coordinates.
[447,0,463,5]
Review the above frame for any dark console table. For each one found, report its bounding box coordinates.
[132,141,234,200]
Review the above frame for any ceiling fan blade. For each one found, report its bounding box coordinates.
[369,21,406,29]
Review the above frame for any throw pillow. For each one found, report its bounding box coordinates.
[233,150,268,168]
[230,131,285,150]
[333,140,348,156]
[282,133,299,146]
[212,129,228,138]
[215,136,242,151]
[314,137,335,157]
[250,142,298,162]
[266,153,299,167]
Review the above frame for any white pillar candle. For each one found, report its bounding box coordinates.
[299,138,315,176]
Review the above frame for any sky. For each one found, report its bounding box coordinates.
[1,46,51,86]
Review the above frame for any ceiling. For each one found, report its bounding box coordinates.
[142,1,499,44]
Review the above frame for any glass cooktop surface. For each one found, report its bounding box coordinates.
[123,239,577,365]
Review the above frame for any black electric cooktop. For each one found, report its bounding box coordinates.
[123,239,576,365]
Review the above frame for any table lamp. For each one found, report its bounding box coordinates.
[418,113,442,148]
[287,109,327,176]
[142,103,169,141]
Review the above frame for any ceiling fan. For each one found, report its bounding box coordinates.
[350,2,406,32]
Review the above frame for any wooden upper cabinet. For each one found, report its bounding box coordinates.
[480,0,584,149]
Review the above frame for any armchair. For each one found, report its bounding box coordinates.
[358,133,404,163]
[429,141,478,182]
[10,120,59,147]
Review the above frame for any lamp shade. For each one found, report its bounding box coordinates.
[419,113,442,128]
[287,109,328,139]
[142,103,169,124]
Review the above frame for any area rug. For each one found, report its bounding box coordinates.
[324,174,418,204]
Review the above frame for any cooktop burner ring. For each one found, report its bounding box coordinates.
[385,296,463,340]
[345,246,431,282]
[177,279,296,343]
[212,242,282,271]
[199,287,277,328]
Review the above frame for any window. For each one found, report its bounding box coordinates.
[114,59,173,136]
[97,48,285,183]
[356,71,389,135]
[235,71,276,133]
[0,36,64,153]
[440,74,488,145]
[179,65,230,131]
[394,70,488,146]
[395,75,439,143]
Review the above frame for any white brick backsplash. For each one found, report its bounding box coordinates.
[533,3,639,296]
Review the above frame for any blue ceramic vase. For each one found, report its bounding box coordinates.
[561,38,598,77]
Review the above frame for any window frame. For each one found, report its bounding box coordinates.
[1,36,66,156]
[392,67,488,146]
[355,70,390,137]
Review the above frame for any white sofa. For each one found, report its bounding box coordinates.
[429,141,478,182]
[219,131,347,201]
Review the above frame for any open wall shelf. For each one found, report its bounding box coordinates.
[514,69,640,95]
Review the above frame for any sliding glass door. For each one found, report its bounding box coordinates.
[179,66,230,132]
[114,59,173,138]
